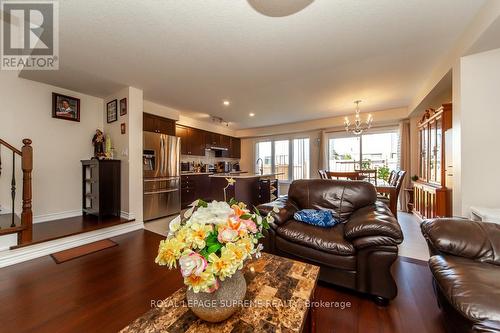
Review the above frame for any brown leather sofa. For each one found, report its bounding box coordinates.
[421,218,500,333]
[257,179,403,304]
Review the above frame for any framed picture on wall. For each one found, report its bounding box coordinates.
[52,93,80,122]
[121,123,126,134]
[120,98,127,116]
[107,99,118,123]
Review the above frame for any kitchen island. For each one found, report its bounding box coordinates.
[209,173,281,206]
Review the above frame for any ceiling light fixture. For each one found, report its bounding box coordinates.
[223,100,230,106]
[247,0,314,17]
[211,116,230,127]
[249,112,255,117]
[344,100,373,135]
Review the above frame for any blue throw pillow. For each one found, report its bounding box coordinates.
[293,209,338,228]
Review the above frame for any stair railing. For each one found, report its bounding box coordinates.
[0,138,33,244]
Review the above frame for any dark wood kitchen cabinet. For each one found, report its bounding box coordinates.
[229,137,241,158]
[143,113,176,135]
[181,174,211,208]
[175,124,241,157]
[176,125,205,156]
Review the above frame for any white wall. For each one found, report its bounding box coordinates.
[0,72,104,250]
[104,87,143,221]
[0,71,104,220]
[454,48,500,216]
[143,100,179,121]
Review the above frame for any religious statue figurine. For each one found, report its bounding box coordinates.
[92,129,105,159]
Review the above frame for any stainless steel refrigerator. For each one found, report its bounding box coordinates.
[143,132,181,221]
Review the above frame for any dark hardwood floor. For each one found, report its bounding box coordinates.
[0,230,446,333]
[11,214,132,249]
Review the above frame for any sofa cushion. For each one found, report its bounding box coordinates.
[429,255,500,323]
[288,179,377,222]
[275,236,357,271]
[276,219,355,256]
[422,218,500,265]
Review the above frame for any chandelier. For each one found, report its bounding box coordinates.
[344,100,373,135]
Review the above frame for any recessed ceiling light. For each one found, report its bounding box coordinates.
[223,100,230,106]
[249,113,255,117]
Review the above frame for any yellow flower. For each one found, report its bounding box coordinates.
[184,271,216,293]
[175,226,191,245]
[225,242,247,270]
[238,236,255,255]
[208,248,237,280]
[155,238,185,268]
[188,223,213,249]
[226,242,248,262]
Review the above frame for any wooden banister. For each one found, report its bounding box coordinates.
[0,138,33,244]
[0,139,22,156]
[20,139,33,243]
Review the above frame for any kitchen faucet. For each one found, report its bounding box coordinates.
[256,158,264,175]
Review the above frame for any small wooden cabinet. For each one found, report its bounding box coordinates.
[414,103,452,218]
[143,113,176,135]
[81,160,121,218]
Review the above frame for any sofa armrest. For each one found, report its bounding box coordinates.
[344,202,403,243]
[257,196,298,226]
[421,218,500,265]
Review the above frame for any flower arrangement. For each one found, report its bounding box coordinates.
[155,198,278,293]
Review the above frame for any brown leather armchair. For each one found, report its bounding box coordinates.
[257,179,403,304]
[421,218,500,333]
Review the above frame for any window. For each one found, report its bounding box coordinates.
[256,141,272,175]
[274,140,290,181]
[255,137,310,181]
[328,129,399,175]
[329,136,360,171]
[293,138,310,180]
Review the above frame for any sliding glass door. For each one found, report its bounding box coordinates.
[328,136,361,171]
[328,129,399,174]
[255,137,310,181]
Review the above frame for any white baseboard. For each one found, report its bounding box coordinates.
[120,211,136,221]
[0,220,144,268]
[34,210,82,223]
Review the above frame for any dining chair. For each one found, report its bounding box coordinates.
[318,169,328,179]
[388,170,397,186]
[377,170,407,217]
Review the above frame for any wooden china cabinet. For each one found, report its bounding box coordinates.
[413,103,452,219]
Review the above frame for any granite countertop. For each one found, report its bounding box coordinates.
[120,253,319,333]
[209,172,283,179]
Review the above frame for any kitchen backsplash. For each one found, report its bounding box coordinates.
[180,149,240,165]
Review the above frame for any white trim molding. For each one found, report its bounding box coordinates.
[34,210,82,223]
[120,211,136,221]
[0,220,144,268]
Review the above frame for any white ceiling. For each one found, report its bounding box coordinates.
[21,0,486,129]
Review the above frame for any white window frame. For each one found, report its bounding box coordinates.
[255,136,311,183]
[327,126,399,171]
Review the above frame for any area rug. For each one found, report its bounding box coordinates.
[50,239,118,264]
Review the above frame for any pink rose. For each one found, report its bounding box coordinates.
[218,226,239,243]
[179,252,207,277]
[241,219,258,233]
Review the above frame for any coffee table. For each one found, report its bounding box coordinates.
[120,253,319,332]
